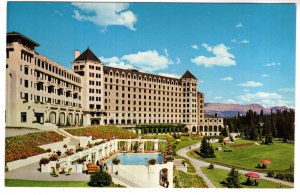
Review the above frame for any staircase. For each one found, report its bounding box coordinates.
[109,172,142,187]
[53,128,80,145]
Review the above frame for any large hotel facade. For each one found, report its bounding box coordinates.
[6,32,223,135]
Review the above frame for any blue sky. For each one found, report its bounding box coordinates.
[7,2,296,108]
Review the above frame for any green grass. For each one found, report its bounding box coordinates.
[200,167,291,188]
[174,136,201,152]
[5,179,124,187]
[188,139,294,172]
[174,170,208,188]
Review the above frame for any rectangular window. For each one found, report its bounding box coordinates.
[21,112,27,123]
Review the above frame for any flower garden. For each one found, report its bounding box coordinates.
[5,131,64,163]
[65,125,137,140]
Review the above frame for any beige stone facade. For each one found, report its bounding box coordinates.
[6,32,223,134]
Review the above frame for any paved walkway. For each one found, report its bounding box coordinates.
[177,143,294,188]
[177,143,216,188]
[5,162,90,181]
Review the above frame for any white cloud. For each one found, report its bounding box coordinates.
[221,76,233,81]
[175,58,181,64]
[99,56,134,69]
[54,10,63,16]
[239,39,250,44]
[236,22,243,28]
[238,92,282,102]
[278,88,294,92]
[158,73,180,79]
[239,81,263,87]
[214,96,223,100]
[191,43,236,68]
[191,44,199,50]
[72,3,137,31]
[122,50,173,72]
[226,99,236,103]
[237,91,293,107]
[261,74,269,77]
[231,38,250,44]
[264,62,280,67]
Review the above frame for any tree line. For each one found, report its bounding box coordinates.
[224,109,294,143]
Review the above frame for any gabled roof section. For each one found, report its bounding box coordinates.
[74,48,101,63]
[181,70,197,80]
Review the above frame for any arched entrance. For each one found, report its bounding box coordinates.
[67,113,73,124]
[49,112,56,124]
[192,126,197,132]
[159,168,169,188]
[91,119,100,125]
[59,112,65,125]
[75,114,79,125]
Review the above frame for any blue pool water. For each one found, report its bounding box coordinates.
[107,153,163,165]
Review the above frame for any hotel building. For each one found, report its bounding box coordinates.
[6,32,223,135]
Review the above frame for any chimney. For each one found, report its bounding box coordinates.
[74,50,80,60]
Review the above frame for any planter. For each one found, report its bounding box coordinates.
[112,164,120,173]
[41,164,50,173]
[76,164,83,173]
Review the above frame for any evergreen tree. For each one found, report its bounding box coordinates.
[200,136,216,158]
[225,168,241,188]
[220,127,228,137]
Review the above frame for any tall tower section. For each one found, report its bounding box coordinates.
[72,48,104,126]
[180,70,198,133]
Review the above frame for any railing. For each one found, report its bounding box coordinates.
[36,77,45,83]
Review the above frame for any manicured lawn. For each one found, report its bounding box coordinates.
[66,125,137,140]
[5,179,124,187]
[174,135,201,152]
[174,170,208,188]
[188,139,294,172]
[200,167,291,188]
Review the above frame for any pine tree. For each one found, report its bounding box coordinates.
[200,136,216,158]
[225,168,241,188]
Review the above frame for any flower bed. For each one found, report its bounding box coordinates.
[65,126,137,140]
[5,131,64,163]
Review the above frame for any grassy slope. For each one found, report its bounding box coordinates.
[5,179,124,187]
[188,139,294,172]
[174,170,208,188]
[200,167,291,188]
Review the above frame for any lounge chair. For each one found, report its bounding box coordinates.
[65,168,72,176]
[51,167,59,177]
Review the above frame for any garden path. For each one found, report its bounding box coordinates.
[177,143,294,188]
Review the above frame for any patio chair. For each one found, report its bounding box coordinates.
[65,168,72,176]
[51,167,59,177]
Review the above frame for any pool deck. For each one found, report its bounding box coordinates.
[5,162,90,181]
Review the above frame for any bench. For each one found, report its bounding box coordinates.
[87,165,99,174]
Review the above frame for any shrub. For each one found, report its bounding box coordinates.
[76,147,84,153]
[56,150,62,156]
[112,157,120,165]
[39,157,50,165]
[65,149,75,156]
[49,154,58,161]
[267,171,274,177]
[46,148,51,152]
[224,168,241,188]
[63,144,67,148]
[148,158,156,165]
[88,170,112,187]
[208,163,214,169]
[76,158,85,164]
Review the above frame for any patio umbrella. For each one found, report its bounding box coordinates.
[245,172,260,179]
[261,159,271,164]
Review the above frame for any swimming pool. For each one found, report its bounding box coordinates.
[107,153,163,165]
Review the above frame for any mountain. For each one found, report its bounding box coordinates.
[205,103,290,118]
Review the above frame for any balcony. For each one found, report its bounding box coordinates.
[36,77,45,83]
[66,86,73,92]
[47,81,56,86]
[57,84,65,89]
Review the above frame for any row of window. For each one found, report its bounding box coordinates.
[34,57,81,83]
[20,92,81,107]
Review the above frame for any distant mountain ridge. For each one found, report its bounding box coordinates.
[205,103,290,118]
